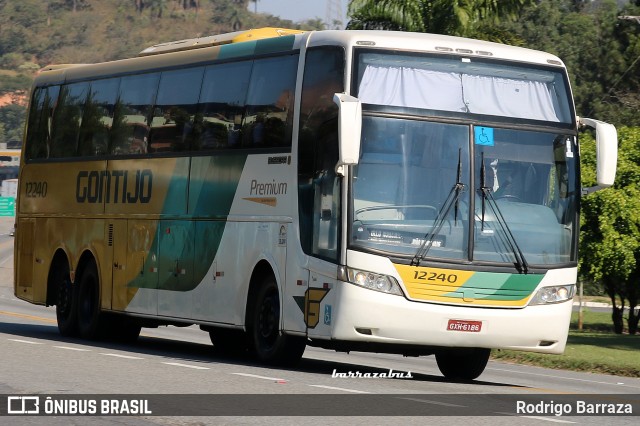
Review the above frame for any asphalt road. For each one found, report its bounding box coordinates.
[0,216,638,425]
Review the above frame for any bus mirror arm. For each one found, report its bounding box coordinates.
[333,93,362,176]
[578,117,618,194]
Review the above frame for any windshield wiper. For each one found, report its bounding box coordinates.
[412,149,465,266]
[479,154,529,274]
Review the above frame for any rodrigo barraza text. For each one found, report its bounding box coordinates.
[516,400,632,416]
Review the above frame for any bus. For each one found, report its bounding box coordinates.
[0,149,21,167]
[14,27,617,380]
[0,149,21,185]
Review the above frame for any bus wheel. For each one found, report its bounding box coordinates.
[435,348,490,381]
[54,263,78,337]
[77,261,103,340]
[248,276,306,365]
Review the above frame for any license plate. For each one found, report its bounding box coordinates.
[447,319,482,332]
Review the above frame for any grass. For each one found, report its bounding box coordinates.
[491,309,640,377]
[578,295,612,305]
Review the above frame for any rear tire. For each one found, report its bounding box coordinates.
[248,276,306,366]
[77,261,104,340]
[54,262,78,337]
[435,347,490,381]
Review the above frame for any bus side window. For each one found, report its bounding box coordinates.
[195,61,251,150]
[50,82,89,158]
[78,77,120,157]
[298,46,345,261]
[25,86,59,160]
[111,73,159,155]
[149,67,204,153]
[242,54,297,148]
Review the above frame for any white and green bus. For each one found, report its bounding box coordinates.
[15,28,617,380]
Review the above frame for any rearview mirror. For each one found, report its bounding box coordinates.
[333,93,362,176]
[579,117,618,195]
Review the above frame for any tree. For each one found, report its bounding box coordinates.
[580,127,640,334]
[0,104,26,147]
[346,0,534,43]
[505,0,640,127]
[211,0,249,32]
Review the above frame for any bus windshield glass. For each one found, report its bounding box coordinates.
[350,51,577,268]
[350,117,578,267]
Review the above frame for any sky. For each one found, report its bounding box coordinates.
[250,0,350,27]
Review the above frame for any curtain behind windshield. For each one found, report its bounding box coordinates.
[359,65,561,122]
[356,51,573,124]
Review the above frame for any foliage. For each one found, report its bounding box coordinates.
[0,104,25,145]
[0,1,313,67]
[580,127,640,334]
[346,0,534,43]
[504,0,640,127]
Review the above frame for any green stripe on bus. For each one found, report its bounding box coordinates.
[217,35,297,60]
[128,154,248,292]
[442,272,543,300]
[219,41,257,60]
[255,35,297,55]
[461,272,543,291]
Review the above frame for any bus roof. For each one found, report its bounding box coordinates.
[138,27,306,57]
[33,28,566,87]
[306,30,565,68]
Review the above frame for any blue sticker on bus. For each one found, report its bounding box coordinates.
[324,305,332,325]
[474,127,494,146]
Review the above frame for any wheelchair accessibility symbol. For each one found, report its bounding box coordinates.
[324,305,332,325]
[474,126,494,146]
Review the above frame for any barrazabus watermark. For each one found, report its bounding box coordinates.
[331,369,413,379]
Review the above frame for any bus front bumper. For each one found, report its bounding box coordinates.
[327,282,572,354]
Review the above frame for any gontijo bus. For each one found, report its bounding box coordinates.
[15,28,617,380]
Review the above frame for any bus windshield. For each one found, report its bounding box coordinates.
[350,51,577,268]
[349,115,578,267]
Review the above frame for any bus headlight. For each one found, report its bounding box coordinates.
[530,285,575,305]
[345,267,403,296]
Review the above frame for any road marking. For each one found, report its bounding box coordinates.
[0,310,57,324]
[521,416,575,423]
[8,338,44,345]
[0,253,13,267]
[231,372,287,382]
[492,365,640,390]
[54,346,91,352]
[395,397,465,407]
[100,353,144,360]
[307,384,371,394]
[162,362,209,370]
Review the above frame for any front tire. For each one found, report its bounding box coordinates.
[248,276,306,366]
[435,348,490,381]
